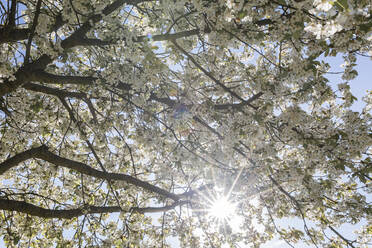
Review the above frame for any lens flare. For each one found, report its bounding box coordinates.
[209,196,236,220]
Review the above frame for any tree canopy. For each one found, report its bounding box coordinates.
[0,0,371,247]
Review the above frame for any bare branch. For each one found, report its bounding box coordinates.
[328,226,356,248]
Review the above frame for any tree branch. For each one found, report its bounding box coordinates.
[328,226,356,248]
[147,93,262,140]
[78,17,274,47]
[0,12,64,44]
[136,29,201,42]
[0,146,45,174]
[8,0,17,27]
[214,92,264,110]
[0,146,180,201]
[23,82,87,98]
[60,0,151,49]
[171,40,261,110]
[77,28,201,47]
[0,198,121,219]
[269,175,320,248]
[131,200,189,214]
[149,92,263,112]
[0,0,149,97]
[24,80,254,143]
[0,28,30,43]
[30,70,97,85]
[0,198,188,219]
[25,0,43,63]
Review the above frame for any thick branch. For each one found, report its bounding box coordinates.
[23,82,87,98]
[0,198,121,219]
[8,0,17,27]
[61,0,150,49]
[0,0,147,97]
[0,198,188,219]
[0,146,180,200]
[0,28,30,43]
[0,12,64,44]
[0,146,44,175]
[31,70,97,85]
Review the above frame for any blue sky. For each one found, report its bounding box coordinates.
[325,55,371,112]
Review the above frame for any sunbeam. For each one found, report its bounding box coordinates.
[209,196,236,220]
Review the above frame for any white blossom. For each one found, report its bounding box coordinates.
[314,0,333,12]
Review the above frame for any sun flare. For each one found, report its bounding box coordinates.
[209,196,236,220]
